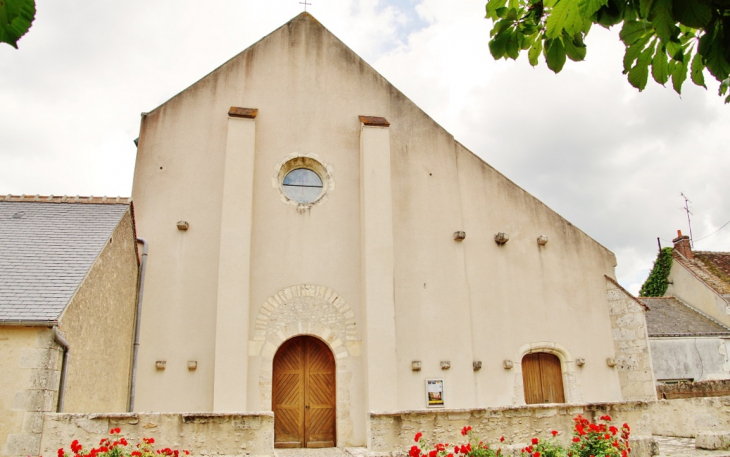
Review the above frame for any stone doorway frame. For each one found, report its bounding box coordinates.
[252,284,359,447]
[512,341,582,405]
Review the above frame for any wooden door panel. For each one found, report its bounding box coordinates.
[305,338,336,448]
[274,336,336,448]
[539,353,565,403]
[522,352,566,404]
[273,339,305,448]
[522,353,543,405]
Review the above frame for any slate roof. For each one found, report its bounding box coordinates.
[673,250,730,299]
[0,198,130,323]
[639,296,730,337]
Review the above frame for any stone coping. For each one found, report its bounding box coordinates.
[369,400,651,417]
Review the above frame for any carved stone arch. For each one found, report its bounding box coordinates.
[252,284,359,446]
[512,342,582,405]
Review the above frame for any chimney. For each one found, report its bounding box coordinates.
[673,230,693,260]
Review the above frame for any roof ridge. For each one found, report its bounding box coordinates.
[0,195,131,204]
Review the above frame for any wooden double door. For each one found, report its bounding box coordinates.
[273,336,336,448]
[522,352,565,404]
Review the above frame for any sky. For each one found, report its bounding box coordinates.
[2,0,729,294]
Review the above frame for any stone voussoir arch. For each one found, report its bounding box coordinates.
[253,284,359,410]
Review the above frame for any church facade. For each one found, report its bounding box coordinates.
[129,13,655,448]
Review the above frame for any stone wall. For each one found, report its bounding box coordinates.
[657,379,730,399]
[605,277,657,402]
[0,327,62,457]
[369,402,654,457]
[59,208,139,413]
[651,397,730,437]
[40,413,274,457]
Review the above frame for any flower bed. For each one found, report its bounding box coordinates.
[410,415,631,457]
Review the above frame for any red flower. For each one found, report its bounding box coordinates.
[572,437,580,443]
[429,451,437,457]
[500,436,505,442]
[144,438,155,445]
[415,432,423,442]
[461,426,472,436]
[409,445,420,457]
[535,452,541,457]
[609,426,618,435]
[58,448,65,457]
[551,430,559,437]
[532,438,539,445]
[600,415,612,422]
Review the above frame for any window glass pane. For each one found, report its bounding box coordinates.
[283,168,323,187]
[282,168,323,204]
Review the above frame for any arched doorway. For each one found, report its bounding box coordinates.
[522,352,565,404]
[273,335,336,448]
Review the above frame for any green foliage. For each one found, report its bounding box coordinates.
[0,0,35,49]
[484,0,730,103]
[639,247,673,297]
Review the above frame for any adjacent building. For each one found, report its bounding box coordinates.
[0,196,138,457]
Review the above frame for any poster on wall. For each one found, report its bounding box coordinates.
[426,379,444,408]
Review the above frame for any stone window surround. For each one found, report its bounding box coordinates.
[272,153,335,211]
[512,341,583,405]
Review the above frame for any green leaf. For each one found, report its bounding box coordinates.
[506,30,522,59]
[545,0,582,39]
[672,0,712,29]
[639,0,654,18]
[699,30,730,82]
[528,35,544,66]
[628,40,656,90]
[620,20,651,46]
[671,53,688,94]
[666,40,684,60]
[545,37,567,72]
[489,28,512,59]
[691,52,707,88]
[564,34,587,61]
[486,0,509,20]
[649,0,676,43]
[579,0,608,17]
[651,44,669,84]
[490,18,513,37]
[623,33,653,72]
[0,0,36,49]
[595,0,627,27]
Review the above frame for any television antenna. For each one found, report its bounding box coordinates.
[681,192,694,248]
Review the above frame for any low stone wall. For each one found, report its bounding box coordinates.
[370,402,654,457]
[40,412,274,457]
[657,379,730,400]
[651,397,730,438]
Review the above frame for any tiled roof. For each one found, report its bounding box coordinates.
[673,250,730,297]
[0,200,129,322]
[639,296,730,337]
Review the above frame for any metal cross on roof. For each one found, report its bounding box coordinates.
[300,1,311,11]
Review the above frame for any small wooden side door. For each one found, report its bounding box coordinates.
[522,352,565,404]
[273,336,336,448]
